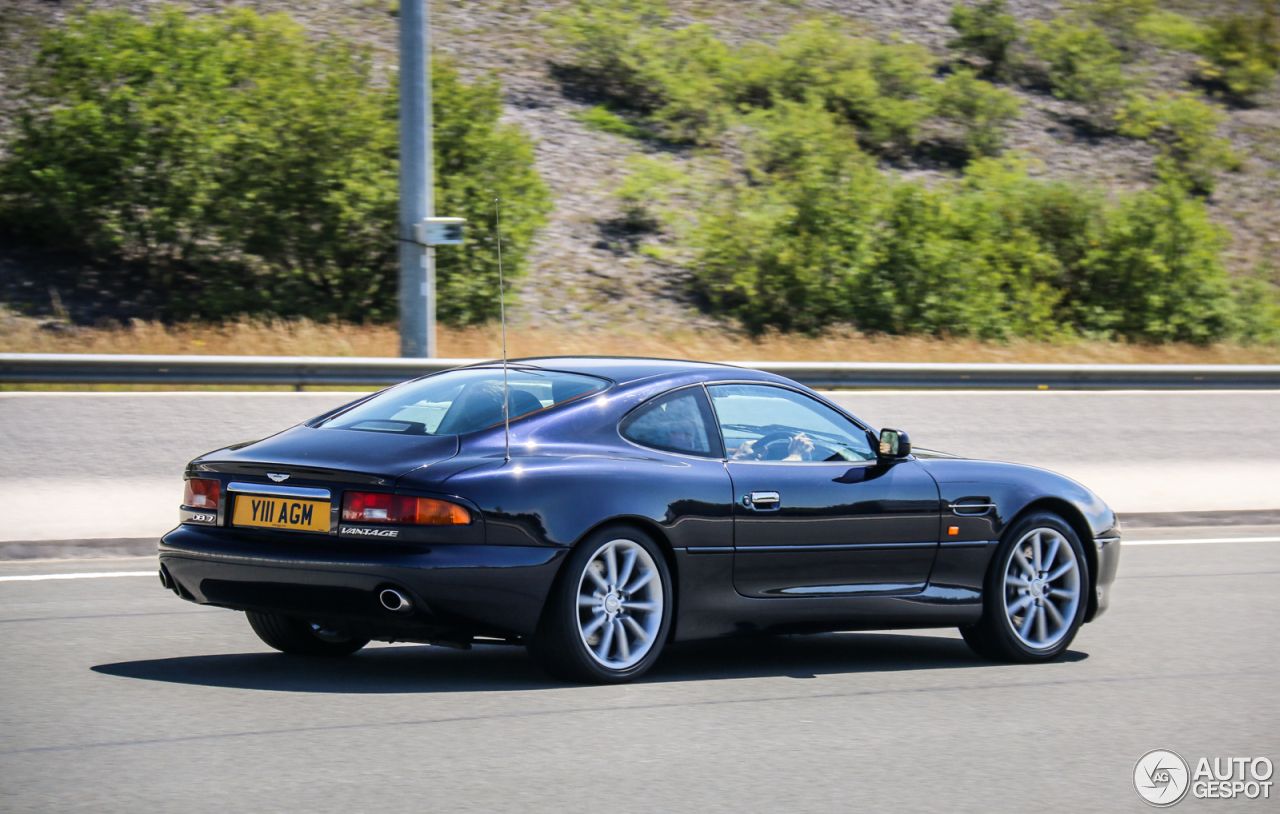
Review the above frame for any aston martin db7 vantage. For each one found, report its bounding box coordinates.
[158,358,1121,683]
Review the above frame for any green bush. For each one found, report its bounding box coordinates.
[933,68,1022,157]
[732,21,938,153]
[1068,0,1156,48]
[551,5,938,153]
[1195,6,1280,103]
[1135,10,1207,52]
[1114,91,1237,194]
[0,6,549,324]
[627,145,1244,342]
[947,0,1021,78]
[576,105,645,139]
[1231,270,1280,344]
[1069,178,1233,342]
[1026,16,1130,112]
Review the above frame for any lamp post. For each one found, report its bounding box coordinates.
[397,0,434,358]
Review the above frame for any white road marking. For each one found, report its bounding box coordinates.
[1122,537,1280,546]
[0,571,155,583]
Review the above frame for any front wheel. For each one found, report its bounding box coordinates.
[246,611,369,657]
[961,512,1090,663]
[529,526,673,684]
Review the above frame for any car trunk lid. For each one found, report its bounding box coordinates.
[191,425,460,483]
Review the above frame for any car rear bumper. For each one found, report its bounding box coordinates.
[159,525,566,640]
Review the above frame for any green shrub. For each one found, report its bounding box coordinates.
[575,105,645,138]
[1067,0,1156,48]
[630,148,1240,342]
[552,7,939,153]
[1231,270,1280,343]
[733,21,938,153]
[1135,10,1207,52]
[1195,7,1280,103]
[0,6,549,324]
[1026,17,1130,112]
[1070,178,1233,342]
[1115,91,1237,194]
[947,0,1021,78]
[548,0,672,109]
[933,68,1022,157]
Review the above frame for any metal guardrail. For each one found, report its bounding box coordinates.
[3,353,1280,390]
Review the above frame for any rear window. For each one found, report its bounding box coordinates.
[319,368,609,436]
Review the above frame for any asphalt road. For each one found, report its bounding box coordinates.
[1,390,1279,542]
[1,531,1275,813]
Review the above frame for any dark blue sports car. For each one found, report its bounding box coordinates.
[159,357,1121,683]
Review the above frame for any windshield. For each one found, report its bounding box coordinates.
[320,368,610,436]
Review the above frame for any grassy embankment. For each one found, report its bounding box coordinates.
[3,318,1277,391]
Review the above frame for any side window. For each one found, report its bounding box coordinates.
[620,387,723,458]
[706,384,875,463]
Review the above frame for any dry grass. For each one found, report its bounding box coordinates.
[4,316,1280,367]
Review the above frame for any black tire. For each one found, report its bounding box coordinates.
[245,611,369,657]
[961,511,1091,663]
[528,525,674,684]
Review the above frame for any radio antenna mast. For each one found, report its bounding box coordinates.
[495,197,510,463]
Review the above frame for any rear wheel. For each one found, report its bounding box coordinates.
[246,611,369,657]
[529,526,673,684]
[961,512,1090,663]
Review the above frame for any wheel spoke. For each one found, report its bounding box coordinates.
[1012,549,1036,578]
[1007,594,1032,614]
[1043,598,1066,629]
[1006,576,1030,588]
[595,616,615,660]
[1018,603,1038,639]
[624,568,655,595]
[614,620,630,661]
[1034,602,1048,643]
[582,612,608,638]
[617,549,638,591]
[1042,535,1061,574]
[1048,588,1075,601]
[578,594,603,608]
[623,615,649,644]
[1047,561,1075,582]
[1031,531,1043,572]
[622,600,658,613]
[604,545,618,588]
[586,566,609,594]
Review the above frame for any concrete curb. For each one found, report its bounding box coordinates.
[0,538,158,561]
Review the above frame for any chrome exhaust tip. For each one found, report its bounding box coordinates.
[158,565,174,591]
[379,588,412,614]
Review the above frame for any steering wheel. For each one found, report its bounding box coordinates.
[752,431,801,461]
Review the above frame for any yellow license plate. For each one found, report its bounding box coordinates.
[233,495,331,533]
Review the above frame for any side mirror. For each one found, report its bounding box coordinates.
[878,428,911,459]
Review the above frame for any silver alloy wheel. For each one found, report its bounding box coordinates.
[576,538,664,670]
[1002,527,1081,650]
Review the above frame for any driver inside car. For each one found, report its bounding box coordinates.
[730,431,816,462]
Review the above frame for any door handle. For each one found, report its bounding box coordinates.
[746,491,781,510]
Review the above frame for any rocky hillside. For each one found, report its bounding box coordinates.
[2,0,1277,332]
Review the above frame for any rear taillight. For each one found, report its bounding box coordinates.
[342,492,470,526]
[184,478,221,511]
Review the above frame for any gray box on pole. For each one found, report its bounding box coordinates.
[398,0,433,358]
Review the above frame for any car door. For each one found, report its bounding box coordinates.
[705,383,941,598]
